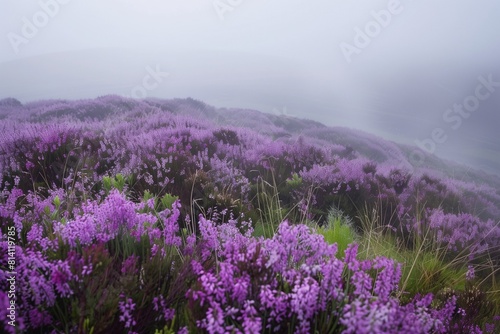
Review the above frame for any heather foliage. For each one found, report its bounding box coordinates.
[1,97,499,227]
[189,221,458,334]
[1,185,196,333]
[1,96,499,332]
[1,185,468,333]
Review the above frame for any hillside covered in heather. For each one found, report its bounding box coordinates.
[1,95,500,333]
[2,95,499,223]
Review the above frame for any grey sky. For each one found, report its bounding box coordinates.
[1,0,499,174]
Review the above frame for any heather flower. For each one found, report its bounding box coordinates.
[341,299,394,334]
[290,277,320,333]
[351,270,373,299]
[17,248,56,307]
[259,285,289,325]
[341,294,456,334]
[158,199,182,247]
[150,243,165,258]
[81,263,93,276]
[121,255,139,275]
[241,300,262,334]
[426,209,500,258]
[184,234,197,256]
[373,257,402,301]
[0,187,24,231]
[26,223,56,251]
[466,265,475,281]
[319,256,345,304]
[51,260,74,298]
[198,216,220,260]
[153,295,175,322]
[118,294,137,329]
[55,190,161,247]
[28,308,53,329]
[198,303,225,334]
[189,220,464,333]
[344,243,360,271]
[485,322,496,333]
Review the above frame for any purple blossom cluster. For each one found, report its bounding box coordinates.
[189,220,460,334]
[53,189,160,246]
[426,209,500,258]
[0,186,185,332]
[119,294,138,331]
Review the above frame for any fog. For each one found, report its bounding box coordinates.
[1,0,499,175]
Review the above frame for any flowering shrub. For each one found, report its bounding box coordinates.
[189,220,462,334]
[0,96,498,332]
[425,209,500,259]
[0,186,193,333]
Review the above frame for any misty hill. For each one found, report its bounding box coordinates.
[143,96,500,187]
[1,95,498,190]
